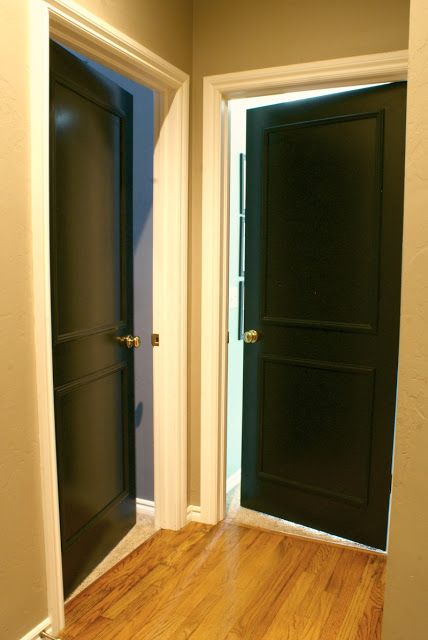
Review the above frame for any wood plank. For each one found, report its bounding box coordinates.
[176,531,287,639]
[354,559,386,640]
[320,549,372,638]
[108,526,271,640]
[64,524,211,637]
[61,521,387,640]
[334,556,385,640]
[226,539,319,639]
[75,524,255,640]
[300,590,337,640]
[102,523,253,631]
[126,524,255,639]
[260,571,317,640]
[261,545,341,640]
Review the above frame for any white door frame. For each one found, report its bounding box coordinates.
[199,50,408,526]
[30,0,189,632]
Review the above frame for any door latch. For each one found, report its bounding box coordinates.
[151,333,160,347]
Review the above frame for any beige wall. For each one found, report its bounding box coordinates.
[0,1,48,637]
[189,0,411,504]
[0,1,192,638]
[79,0,193,73]
[382,0,428,637]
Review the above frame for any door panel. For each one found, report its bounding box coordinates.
[56,368,127,542]
[50,41,136,595]
[241,83,406,550]
[260,357,374,504]
[264,113,382,331]
[54,84,122,335]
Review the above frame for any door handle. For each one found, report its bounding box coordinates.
[243,329,261,344]
[117,334,141,349]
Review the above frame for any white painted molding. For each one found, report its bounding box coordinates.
[30,1,65,633]
[200,79,230,526]
[46,0,187,90]
[207,49,408,97]
[30,0,189,633]
[226,469,241,494]
[19,618,51,640]
[152,77,189,534]
[187,505,202,523]
[199,50,408,527]
[136,498,155,516]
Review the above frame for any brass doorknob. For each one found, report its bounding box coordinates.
[117,334,141,349]
[243,329,260,344]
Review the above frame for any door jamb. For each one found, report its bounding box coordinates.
[30,0,189,632]
[199,50,408,526]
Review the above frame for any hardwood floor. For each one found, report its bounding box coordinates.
[62,522,386,639]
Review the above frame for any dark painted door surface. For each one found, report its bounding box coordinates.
[50,41,136,595]
[241,83,406,549]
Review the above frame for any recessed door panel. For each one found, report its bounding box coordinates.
[264,114,382,331]
[260,357,374,504]
[57,368,127,543]
[53,84,122,337]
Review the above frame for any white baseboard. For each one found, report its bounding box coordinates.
[137,498,200,523]
[188,471,240,526]
[226,469,241,494]
[187,505,202,523]
[136,498,155,516]
[20,618,51,640]
[136,499,202,523]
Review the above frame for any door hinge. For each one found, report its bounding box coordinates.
[227,331,230,344]
[151,333,160,347]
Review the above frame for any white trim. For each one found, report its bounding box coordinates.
[152,78,189,534]
[30,0,189,633]
[46,0,187,90]
[199,50,408,526]
[187,505,202,523]
[19,618,51,640]
[226,469,241,494]
[206,49,409,98]
[136,498,155,516]
[30,1,65,632]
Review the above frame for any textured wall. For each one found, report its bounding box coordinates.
[0,1,48,637]
[0,1,192,638]
[189,0,411,504]
[78,0,193,73]
[382,0,428,637]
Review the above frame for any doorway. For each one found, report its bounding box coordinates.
[30,2,189,631]
[199,54,408,533]
[225,82,406,550]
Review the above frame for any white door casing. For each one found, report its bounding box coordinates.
[199,50,408,526]
[30,0,189,632]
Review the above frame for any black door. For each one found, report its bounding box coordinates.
[241,83,406,550]
[50,41,136,595]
